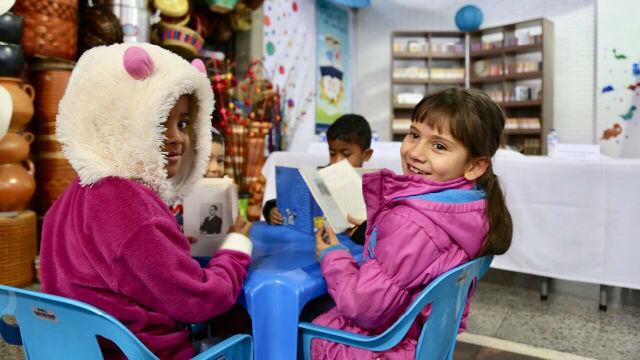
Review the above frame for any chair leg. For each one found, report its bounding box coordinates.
[540,277,549,301]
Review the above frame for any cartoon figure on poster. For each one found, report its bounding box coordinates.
[316,0,350,133]
[319,34,344,108]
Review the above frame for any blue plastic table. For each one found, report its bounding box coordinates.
[240,222,362,360]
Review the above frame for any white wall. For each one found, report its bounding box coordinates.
[355,0,596,143]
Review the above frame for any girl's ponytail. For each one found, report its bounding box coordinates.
[477,166,512,256]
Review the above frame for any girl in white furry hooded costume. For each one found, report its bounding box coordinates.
[39,43,253,359]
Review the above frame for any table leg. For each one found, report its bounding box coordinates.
[540,277,549,301]
[599,285,607,311]
[245,282,303,360]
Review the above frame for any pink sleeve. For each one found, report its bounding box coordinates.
[115,217,251,324]
[320,209,442,330]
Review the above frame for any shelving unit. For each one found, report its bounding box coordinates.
[390,19,554,155]
[391,31,466,140]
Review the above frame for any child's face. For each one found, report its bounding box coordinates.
[400,121,472,182]
[328,139,372,168]
[162,95,192,179]
[205,142,225,178]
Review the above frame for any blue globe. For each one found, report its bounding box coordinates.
[455,5,483,32]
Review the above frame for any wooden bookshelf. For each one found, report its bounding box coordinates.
[390,18,554,154]
[391,31,466,140]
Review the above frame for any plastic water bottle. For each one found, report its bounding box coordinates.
[546,128,559,156]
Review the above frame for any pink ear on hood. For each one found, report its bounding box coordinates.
[191,59,206,74]
[123,47,155,80]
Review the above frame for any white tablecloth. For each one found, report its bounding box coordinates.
[261,145,640,289]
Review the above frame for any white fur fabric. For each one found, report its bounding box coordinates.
[56,43,214,200]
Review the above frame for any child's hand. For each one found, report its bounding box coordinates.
[315,225,340,259]
[268,207,284,225]
[229,216,252,237]
[346,214,365,226]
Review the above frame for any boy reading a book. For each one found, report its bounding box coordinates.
[263,114,373,243]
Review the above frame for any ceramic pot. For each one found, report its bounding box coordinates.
[30,61,73,123]
[0,159,36,212]
[0,42,24,77]
[0,12,23,43]
[0,131,34,163]
[37,153,76,212]
[0,77,34,131]
[0,84,11,141]
[36,134,63,153]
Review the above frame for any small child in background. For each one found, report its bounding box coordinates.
[312,87,513,359]
[40,44,252,359]
[263,114,373,232]
[205,130,226,178]
[170,129,226,230]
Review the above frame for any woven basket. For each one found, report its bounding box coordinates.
[13,0,79,60]
[0,210,37,287]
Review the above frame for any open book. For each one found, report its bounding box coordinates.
[298,159,369,233]
[182,177,238,256]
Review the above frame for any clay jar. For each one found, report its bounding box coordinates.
[0,131,34,163]
[0,159,36,212]
[0,77,35,131]
[30,59,73,123]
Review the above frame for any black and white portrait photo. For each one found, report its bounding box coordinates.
[200,203,223,235]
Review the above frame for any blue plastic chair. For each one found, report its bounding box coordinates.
[299,255,493,360]
[0,284,253,360]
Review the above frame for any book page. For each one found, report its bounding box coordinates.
[183,178,238,256]
[299,166,352,233]
[318,159,367,221]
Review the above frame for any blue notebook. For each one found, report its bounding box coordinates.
[275,166,322,235]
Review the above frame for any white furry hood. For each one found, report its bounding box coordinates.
[56,43,213,200]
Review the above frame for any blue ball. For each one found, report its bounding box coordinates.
[455,5,483,32]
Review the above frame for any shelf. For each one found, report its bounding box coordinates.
[499,100,542,107]
[393,102,418,109]
[470,47,504,58]
[503,129,542,135]
[392,119,412,134]
[430,52,465,59]
[505,71,543,81]
[393,78,464,85]
[428,78,465,84]
[393,51,465,59]
[470,43,543,58]
[393,78,429,84]
[393,51,431,59]
[471,71,542,83]
[504,43,542,55]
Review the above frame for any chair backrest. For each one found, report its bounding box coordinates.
[0,284,158,359]
[356,255,493,360]
[414,255,492,359]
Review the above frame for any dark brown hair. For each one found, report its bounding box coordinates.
[411,87,512,256]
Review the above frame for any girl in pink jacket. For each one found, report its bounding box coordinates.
[40,44,252,359]
[314,87,513,359]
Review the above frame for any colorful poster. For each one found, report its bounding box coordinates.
[263,0,316,151]
[596,0,640,158]
[316,0,350,133]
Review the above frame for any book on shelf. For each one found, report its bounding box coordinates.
[276,160,370,234]
[183,177,238,256]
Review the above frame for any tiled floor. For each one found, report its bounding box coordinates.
[2,279,639,359]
